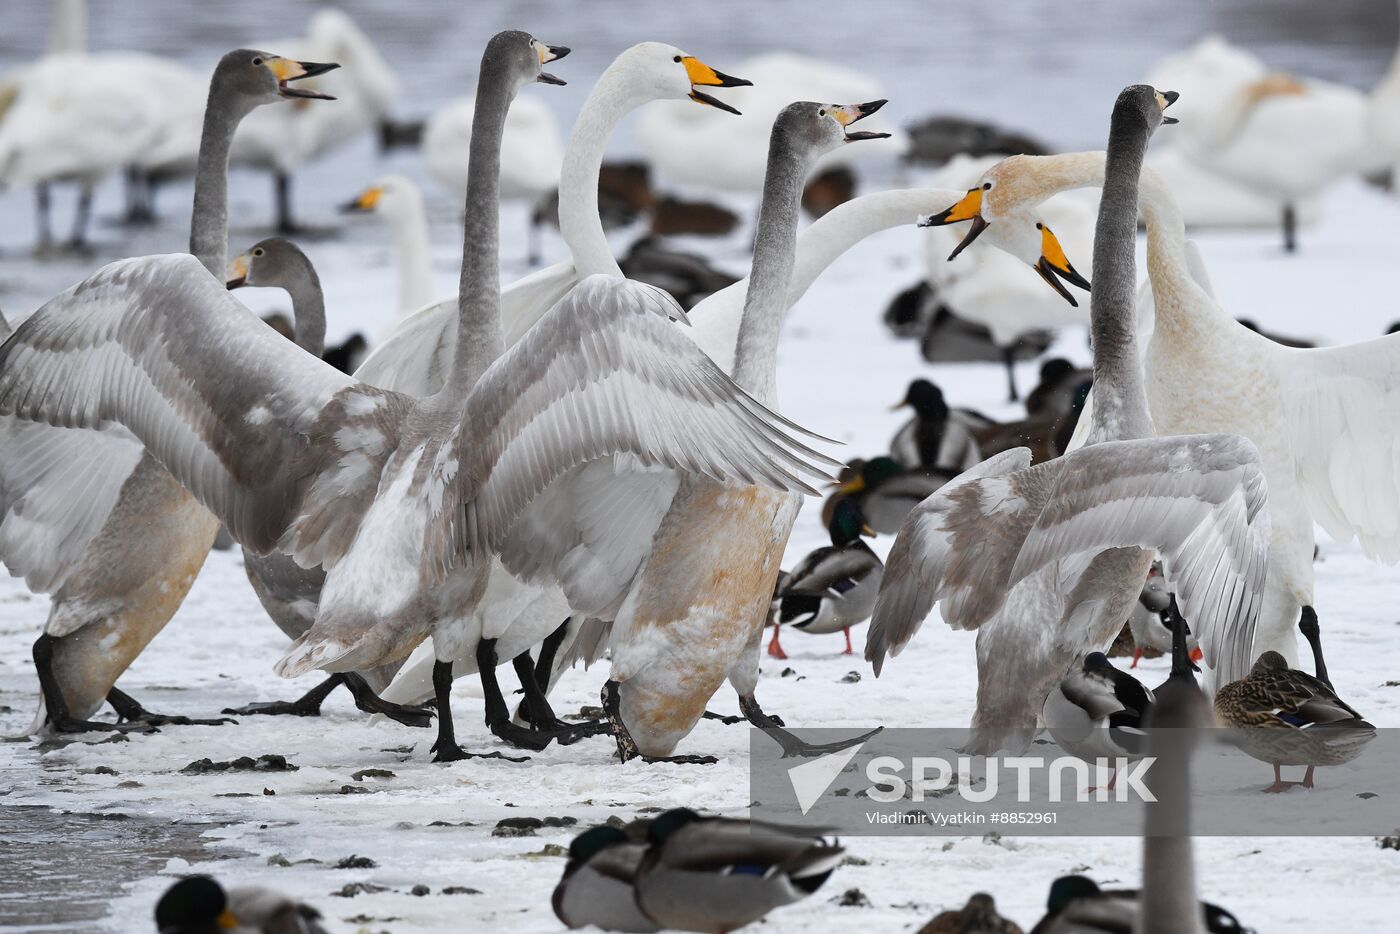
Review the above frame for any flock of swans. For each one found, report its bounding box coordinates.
[2,5,1400,933]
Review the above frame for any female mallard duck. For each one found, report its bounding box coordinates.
[632,808,843,933]
[155,876,327,934]
[888,378,987,475]
[918,893,1023,934]
[1042,651,1153,790]
[553,823,660,933]
[768,498,883,659]
[826,455,947,534]
[1214,611,1375,793]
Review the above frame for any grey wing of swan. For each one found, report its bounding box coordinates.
[0,254,371,558]
[453,274,842,562]
[866,448,1040,675]
[1007,434,1270,685]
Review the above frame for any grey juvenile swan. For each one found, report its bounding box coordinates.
[0,49,337,734]
[866,86,1273,751]
[0,31,835,762]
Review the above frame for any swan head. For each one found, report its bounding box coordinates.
[216,49,339,110]
[774,100,891,163]
[339,174,424,221]
[618,42,751,113]
[226,237,305,291]
[916,160,1092,306]
[482,30,571,91]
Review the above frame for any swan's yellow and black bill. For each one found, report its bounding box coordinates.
[1158,88,1180,124]
[225,254,249,290]
[268,57,340,100]
[684,56,751,115]
[830,99,892,142]
[533,40,570,85]
[339,185,382,214]
[920,185,991,260]
[1032,223,1090,307]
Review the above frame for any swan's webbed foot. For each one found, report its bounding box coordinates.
[738,693,882,759]
[702,710,746,725]
[342,673,434,728]
[108,688,236,727]
[223,674,345,718]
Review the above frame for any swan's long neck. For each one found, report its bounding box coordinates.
[691,188,959,374]
[441,59,513,399]
[283,253,328,357]
[1086,108,1155,445]
[558,65,644,278]
[189,85,251,278]
[48,0,86,54]
[730,128,812,404]
[390,188,433,315]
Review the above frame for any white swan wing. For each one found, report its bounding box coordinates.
[866,447,1037,675]
[353,261,578,395]
[1282,334,1400,563]
[1007,435,1271,682]
[459,274,840,558]
[0,254,361,556]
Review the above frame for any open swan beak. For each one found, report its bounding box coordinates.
[830,99,891,142]
[919,185,990,261]
[1033,221,1091,307]
[684,56,752,115]
[534,40,570,85]
[1159,89,1180,124]
[268,57,339,100]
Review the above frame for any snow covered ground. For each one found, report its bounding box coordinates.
[3,167,1400,931]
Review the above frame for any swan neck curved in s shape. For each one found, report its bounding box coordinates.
[730,124,814,404]
[1086,102,1155,446]
[557,63,644,279]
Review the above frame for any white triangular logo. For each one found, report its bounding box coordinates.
[786,742,866,816]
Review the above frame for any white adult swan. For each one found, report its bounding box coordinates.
[353,41,754,396]
[0,32,834,763]
[339,174,435,316]
[934,144,1400,676]
[0,49,336,735]
[867,87,1272,752]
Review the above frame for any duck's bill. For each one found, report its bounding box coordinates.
[835,477,866,495]
[339,186,381,214]
[831,99,891,142]
[860,523,876,537]
[225,255,249,290]
[689,88,742,114]
[1038,222,1091,292]
[274,58,340,99]
[1158,88,1180,124]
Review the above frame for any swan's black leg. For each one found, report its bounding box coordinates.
[223,674,345,717]
[601,679,717,765]
[275,172,297,234]
[32,635,153,735]
[68,184,93,252]
[509,651,608,742]
[738,692,883,759]
[1003,346,1019,402]
[106,687,236,727]
[341,673,435,727]
[35,182,53,251]
[1282,203,1297,253]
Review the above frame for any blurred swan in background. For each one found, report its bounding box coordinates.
[339,174,434,316]
[233,8,399,232]
[636,52,905,193]
[423,91,563,263]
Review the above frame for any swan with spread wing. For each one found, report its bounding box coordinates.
[0,32,835,763]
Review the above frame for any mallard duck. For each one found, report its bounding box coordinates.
[918,893,1023,934]
[1126,561,1202,669]
[1042,652,1154,791]
[1029,876,1247,934]
[825,456,947,534]
[633,808,843,933]
[553,824,660,933]
[888,378,988,474]
[768,499,883,659]
[155,875,328,934]
[1214,613,1375,793]
[1023,358,1093,417]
